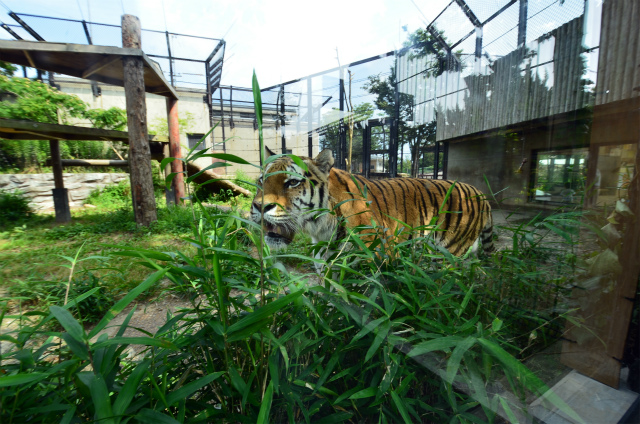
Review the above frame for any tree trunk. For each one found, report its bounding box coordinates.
[410,140,421,178]
[122,14,157,226]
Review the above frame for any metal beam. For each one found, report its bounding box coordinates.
[9,12,44,41]
[518,0,528,48]
[454,0,481,27]
[1,23,22,40]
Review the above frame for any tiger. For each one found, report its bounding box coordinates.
[250,147,494,258]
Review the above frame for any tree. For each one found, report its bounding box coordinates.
[0,61,17,77]
[364,27,454,177]
[0,74,127,170]
[319,103,375,171]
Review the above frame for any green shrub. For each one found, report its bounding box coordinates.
[7,272,114,324]
[85,180,132,209]
[0,76,584,423]
[0,190,33,227]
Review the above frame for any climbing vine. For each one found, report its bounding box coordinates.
[0,74,127,171]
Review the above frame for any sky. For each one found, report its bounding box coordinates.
[0,0,451,88]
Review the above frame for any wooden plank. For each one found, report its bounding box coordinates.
[61,159,129,167]
[82,55,121,79]
[0,118,169,143]
[0,39,178,99]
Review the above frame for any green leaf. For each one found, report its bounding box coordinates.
[256,380,274,424]
[445,337,476,384]
[226,291,303,342]
[186,162,232,183]
[364,320,390,363]
[113,359,152,416]
[349,387,377,399]
[252,71,264,164]
[206,153,253,165]
[391,390,413,424]
[60,406,77,424]
[287,154,308,172]
[89,268,168,338]
[477,338,585,424]
[407,336,463,357]
[61,332,90,360]
[88,374,115,424]
[91,336,178,351]
[160,156,178,170]
[0,372,47,387]
[165,372,224,406]
[135,408,180,423]
[50,305,85,342]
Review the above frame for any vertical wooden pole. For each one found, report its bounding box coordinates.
[122,14,157,226]
[166,97,186,204]
[162,143,176,206]
[49,139,70,223]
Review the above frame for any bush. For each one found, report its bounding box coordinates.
[0,190,33,227]
[85,180,132,209]
[7,272,114,324]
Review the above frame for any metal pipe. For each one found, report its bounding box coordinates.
[166,97,185,204]
[165,31,174,86]
[9,12,44,41]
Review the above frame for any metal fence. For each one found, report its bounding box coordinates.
[1,12,225,93]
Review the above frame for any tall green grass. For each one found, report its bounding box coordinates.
[0,73,586,423]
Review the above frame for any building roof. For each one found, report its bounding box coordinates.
[0,40,178,99]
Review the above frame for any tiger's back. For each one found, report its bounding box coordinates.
[328,168,494,256]
[251,148,494,257]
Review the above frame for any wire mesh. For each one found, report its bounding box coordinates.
[526,0,585,43]
[4,13,223,92]
[465,0,514,23]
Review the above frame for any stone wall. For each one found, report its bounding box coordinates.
[0,173,129,211]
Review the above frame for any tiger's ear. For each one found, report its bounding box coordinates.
[313,149,334,174]
[265,146,276,158]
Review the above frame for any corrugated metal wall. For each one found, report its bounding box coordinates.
[595,0,640,105]
[397,16,595,141]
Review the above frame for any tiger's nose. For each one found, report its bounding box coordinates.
[252,200,275,213]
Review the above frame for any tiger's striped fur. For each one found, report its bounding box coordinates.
[251,148,494,256]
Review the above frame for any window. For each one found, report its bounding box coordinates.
[532,148,588,204]
[187,133,206,151]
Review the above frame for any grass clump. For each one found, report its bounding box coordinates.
[0,75,588,423]
[0,190,33,227]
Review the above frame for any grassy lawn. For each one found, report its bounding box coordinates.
[0,201,219,312]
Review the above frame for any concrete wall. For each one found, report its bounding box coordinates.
[0,173,129,211]
[57,79,314,181]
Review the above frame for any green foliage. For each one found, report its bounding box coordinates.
[0,190,33,227]
[8,272,114,324]
[85,180,132,210]
[0,61,17,77]
[84,107,128,131]
[0,76,586,423]
[0,75,87,123]
[149,111,195,136]
[0,75,128,170]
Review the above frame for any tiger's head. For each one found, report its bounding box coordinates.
[251,147,335,250]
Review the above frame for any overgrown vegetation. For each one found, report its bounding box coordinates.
[0,73,127,171]
[0,190,33,227]
[0,74,594,423]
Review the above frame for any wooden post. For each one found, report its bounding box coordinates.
[166,97,185,204]
[163,143,176,206]
[49,139,71,223]
[122,14,157,226]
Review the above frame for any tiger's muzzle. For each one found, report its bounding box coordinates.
[251,200,296,249]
